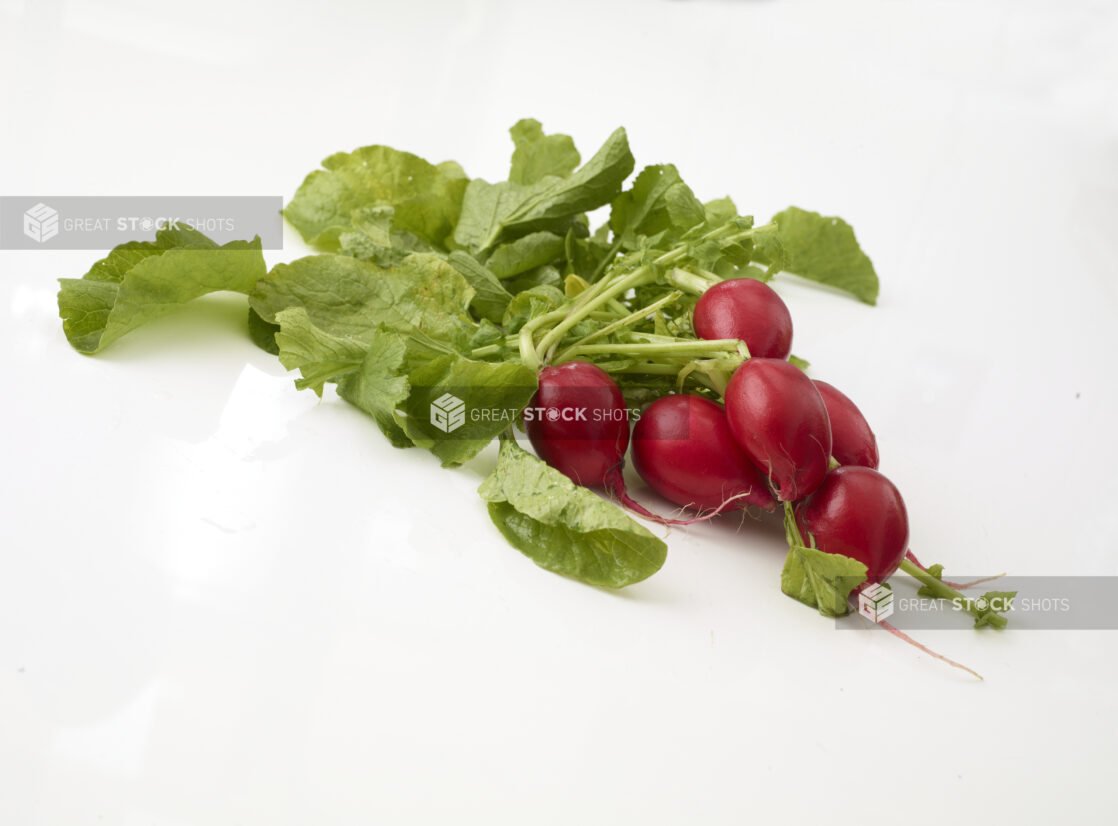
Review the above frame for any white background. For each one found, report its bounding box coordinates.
[2,0,1117,822]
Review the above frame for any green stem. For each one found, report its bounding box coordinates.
[509,310,616,368]
[675,356,745,396]
[535,264,659,363]
[588,238,624,283]
[517,308,568,372]
[535,224,765,365]
[542,256,631,343]
[555,339,744,362]
[607,362,686,376]
[531,222,768,367]
[666,267,719,296]
[553,291,684,361]
[623,330,748,355]
[898,559,1007,630]
[783,501,805,547]
[470,343,502,358]
[608,362,719,391]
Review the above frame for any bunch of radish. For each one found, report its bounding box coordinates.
[529,277,902,570]
[526,276,997,677]
[57,118,1009,679]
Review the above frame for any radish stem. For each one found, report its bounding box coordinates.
[904,549,1006,590]
[897,559,1007,629]
[553,290,684,361]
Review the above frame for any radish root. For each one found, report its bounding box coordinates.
[603,466,752,526]
[877,618,984,681]
[904,549,1006,590]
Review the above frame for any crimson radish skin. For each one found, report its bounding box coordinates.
[724,358,832,501]
[693,278,793,359]
[631,395,776,512]
[813,380,879,469]
[526,361,630,486]
[794,466,909,583]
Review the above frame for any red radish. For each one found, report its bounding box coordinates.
[794,466,908,583]
[526,361,630,486]
[693,278,793,359]
[528,362,723,525]
[724,358,832,501]
[793,470,982,679]
[631,395,776,512]
[813,380,879,469]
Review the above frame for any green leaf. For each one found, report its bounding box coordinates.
[617,375,685,411]
[400,358,537,467]
[453,126,634,253]
[248,306,281,354]
[467,319,512,357]
[468,318,506,350]
[58,226,266,354]
[479,438,668,588]
[325,205,438,266]
[284,145,469,249]
[764,207,879,305]
[502,285,565,333]
[505,264,562,294]
[643,202,758,279]
[564,225,615,281]
[273,307,369,396]
[485,231,566,279]
[703,197,739,227]
[336,327,414,448]
[741,264,773,283]
[781,544,868,617]
[971,590,1017,629]
[609,164,705,249]
[680,215,755,277]
[751,223,787,279]
[446,251,514,324]
[250,252,474,347]
[509,118,580,185]
[393,328,464,374]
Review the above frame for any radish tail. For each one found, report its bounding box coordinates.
[877,619,984,681]
[904,549,1006,590]
[603,466,749,526]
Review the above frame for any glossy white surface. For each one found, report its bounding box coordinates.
[2,0,1117,822]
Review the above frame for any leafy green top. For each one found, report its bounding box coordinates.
[453,126,634,253]
[479,437,667,588]
[760,207,879,305]
[58,225,266,354]
[284,145,468,248]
